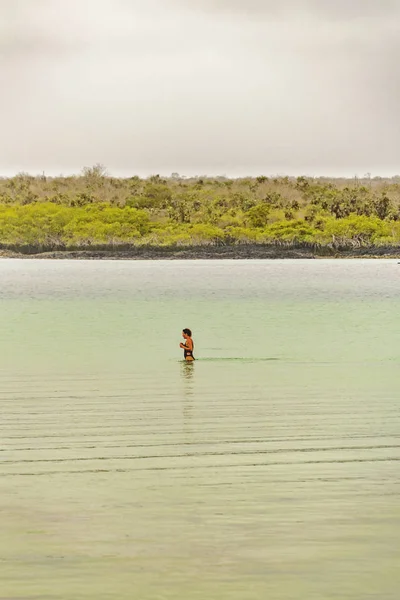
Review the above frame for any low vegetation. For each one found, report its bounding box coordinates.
[1,166,400,252]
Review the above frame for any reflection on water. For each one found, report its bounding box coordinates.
[180,359,195,384]
[181,360,194,434]
[0,260,399,600]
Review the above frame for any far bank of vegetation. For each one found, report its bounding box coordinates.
[1,166,400,256]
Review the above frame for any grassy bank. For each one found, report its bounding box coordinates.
[1,169,400,255]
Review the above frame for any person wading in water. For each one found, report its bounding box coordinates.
[180,328,195,362]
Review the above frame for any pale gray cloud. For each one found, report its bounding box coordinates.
[179,0,400,20]
[1,0,400,177]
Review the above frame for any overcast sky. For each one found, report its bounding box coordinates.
[1,0,400,177]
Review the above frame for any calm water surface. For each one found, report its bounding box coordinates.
[0,259,399,599]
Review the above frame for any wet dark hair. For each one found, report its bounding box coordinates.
[183,328,192,337]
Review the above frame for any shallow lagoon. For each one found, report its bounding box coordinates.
[0,259,399,599]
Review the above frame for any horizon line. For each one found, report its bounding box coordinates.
[1,168,400,180]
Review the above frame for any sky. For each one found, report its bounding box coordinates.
[1,0,400,178]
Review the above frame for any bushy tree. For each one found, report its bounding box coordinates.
[246,204,270,228]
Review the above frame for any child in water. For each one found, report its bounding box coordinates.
[180,328,195,361]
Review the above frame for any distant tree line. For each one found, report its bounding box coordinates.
[0,167,399,249]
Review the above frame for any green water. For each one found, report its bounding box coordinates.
[0,259,399,599]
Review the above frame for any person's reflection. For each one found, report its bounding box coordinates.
[180,360,194,434]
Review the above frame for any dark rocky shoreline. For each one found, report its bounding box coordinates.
[1,244,400,260]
